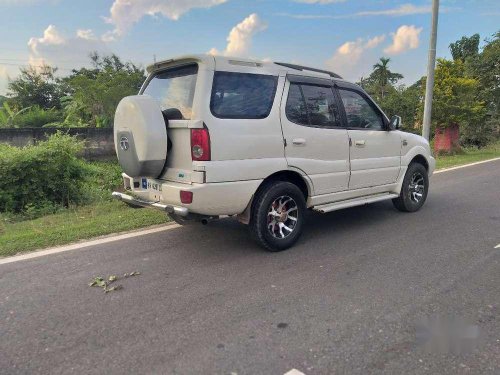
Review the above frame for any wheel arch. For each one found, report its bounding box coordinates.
[237,169,311,224]
[410,154,429,171]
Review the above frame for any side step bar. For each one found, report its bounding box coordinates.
[313,193,399,214]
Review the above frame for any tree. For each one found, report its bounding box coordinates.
[427,59,487,146]
[370,57,404,100]
[7,65,64,110]
[378,80,424,133]
[63,53,146,127]
[449,34,480,62]
[461,31,500,146]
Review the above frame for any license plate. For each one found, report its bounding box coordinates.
[142,178,162,192]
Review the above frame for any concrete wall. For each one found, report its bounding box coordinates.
[0,128,116,160]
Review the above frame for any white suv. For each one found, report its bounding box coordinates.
[113,55,435,251]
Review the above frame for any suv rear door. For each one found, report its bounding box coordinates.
[280,76,350,195]
[336,85,401,190]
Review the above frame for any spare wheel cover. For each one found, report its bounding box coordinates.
[114,95,167,178]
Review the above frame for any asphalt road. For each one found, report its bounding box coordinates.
[1,161,499,375]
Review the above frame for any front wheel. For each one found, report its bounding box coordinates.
[250,181,306,252]
[392,163,429,212]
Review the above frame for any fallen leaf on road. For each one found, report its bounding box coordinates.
[89,272,141,293]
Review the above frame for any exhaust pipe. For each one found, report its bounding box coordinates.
[201,216,218,225]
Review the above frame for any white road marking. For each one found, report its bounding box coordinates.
[2,156,499,265]
[0,224,180,266]
[434,157,500,174]
[284,370,306,375]
[495,244,500,249]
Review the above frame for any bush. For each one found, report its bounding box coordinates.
[12,106,63,128]
[0,133,85,213]
[80,161,123,203]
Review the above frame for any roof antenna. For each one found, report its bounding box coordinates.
[153,54,157,64]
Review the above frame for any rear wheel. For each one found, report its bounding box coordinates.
[250,181,306,251]
[392,162,429,212]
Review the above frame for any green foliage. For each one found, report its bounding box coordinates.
[7,65,64,110]
[432,59,485,128]
[359,57,404,102]
[0,102,32,127]
[2,53,145,128]
[449,34,480,62]
[63,53,146,127]
[466,31,500,143]
[377,81,423,133]
[80,161,123,203]
[11,106,63,128]
[0,133,85,214]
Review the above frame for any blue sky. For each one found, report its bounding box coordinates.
[0,0,499,95]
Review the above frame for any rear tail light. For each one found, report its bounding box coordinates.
[191,127,211,161]
[180,190,193,204]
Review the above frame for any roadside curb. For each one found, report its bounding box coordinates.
[2,156,499,265]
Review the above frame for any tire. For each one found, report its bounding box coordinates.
[392,162,429,212]
[250,181,306,252]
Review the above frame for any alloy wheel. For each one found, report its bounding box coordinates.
[267,195,299,239]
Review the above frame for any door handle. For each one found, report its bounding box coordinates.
[354,140,366,146]
[292,138,306,145]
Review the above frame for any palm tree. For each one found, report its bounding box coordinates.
[371,57,404,100]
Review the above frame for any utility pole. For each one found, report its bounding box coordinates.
[422,0,439,141]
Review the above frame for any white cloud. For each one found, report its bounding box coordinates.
[208,13,267,57]
[355,3,431,17]
[277,3,455,20]
[76,29,96,40]
[364,35,386,49]
[325,34,385,79]
[105,0,227,37]
[384,25,422,55]
[28,25,110,69]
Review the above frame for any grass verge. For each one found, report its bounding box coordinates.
[0,200,170,258]
[435,141,500,169]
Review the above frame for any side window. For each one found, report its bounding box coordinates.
[285,82,341,127]
[210,72,278,119]
[301,84,340,127]
[285,83,309,125]
[339,89,384,130]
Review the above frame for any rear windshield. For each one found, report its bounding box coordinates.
[142,64,198,120]
[210,72,278,119]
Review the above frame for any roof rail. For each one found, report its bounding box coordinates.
[274,62,342,79]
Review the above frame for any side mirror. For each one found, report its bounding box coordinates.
[388,115,402,130]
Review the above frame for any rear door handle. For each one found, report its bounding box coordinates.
[292,138,306,145]
[354,140,366,146]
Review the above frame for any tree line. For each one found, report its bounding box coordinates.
[358,31,499,148]
[0,53,145,129]
[1,31,498,148]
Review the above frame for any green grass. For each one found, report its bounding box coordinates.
[0,200,170,257]
[435,141,500,169]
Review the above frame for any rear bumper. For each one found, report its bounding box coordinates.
[111,192,189,217]
[115,173,261,216]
